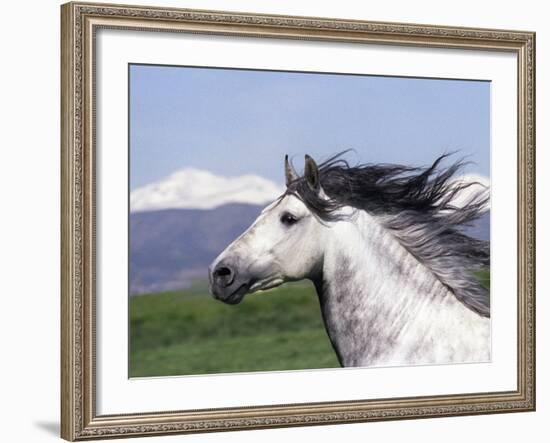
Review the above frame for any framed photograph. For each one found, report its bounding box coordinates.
[61,1,536,440]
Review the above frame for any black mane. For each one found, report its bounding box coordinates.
[286,152,490,317]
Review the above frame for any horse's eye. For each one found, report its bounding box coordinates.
[280,212,298,226]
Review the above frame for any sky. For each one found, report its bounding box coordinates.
[129,64,490,190]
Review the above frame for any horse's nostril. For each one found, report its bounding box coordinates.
[213,265,234,287]
[215,267,231,277]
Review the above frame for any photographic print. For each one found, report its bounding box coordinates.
[129,64,491,377]
[62,4,535,439]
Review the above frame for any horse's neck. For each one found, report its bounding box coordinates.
[314,211,490,367]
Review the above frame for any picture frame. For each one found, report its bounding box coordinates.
[60,1,536,440]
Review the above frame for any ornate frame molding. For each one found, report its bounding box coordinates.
[61,2,535,440]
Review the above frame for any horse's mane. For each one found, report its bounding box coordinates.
[286,152,490,317]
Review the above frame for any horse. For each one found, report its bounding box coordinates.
[209,153,490,368]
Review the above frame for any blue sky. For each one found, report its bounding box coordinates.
[129,64,490,190]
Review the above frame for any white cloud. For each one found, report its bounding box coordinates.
[130,168,284,212]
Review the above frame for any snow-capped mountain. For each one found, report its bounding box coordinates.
[450,173,490,210]
[130,168,284,212]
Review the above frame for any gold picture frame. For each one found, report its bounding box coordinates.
[61,1,536,440]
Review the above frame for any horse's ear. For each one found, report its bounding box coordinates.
[284,155,299,187]
[304,155,320,192]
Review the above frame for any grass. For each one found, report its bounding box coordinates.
[476,269,491,290]
[130,271,491,378]
[129,281,339,377]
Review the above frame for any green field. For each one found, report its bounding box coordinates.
[130,281,339,377]
[130,272,490,378]
[476,269,490,290]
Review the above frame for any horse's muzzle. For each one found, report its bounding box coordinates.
[209,260,249,304]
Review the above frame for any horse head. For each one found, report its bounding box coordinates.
[208,155,327,304]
